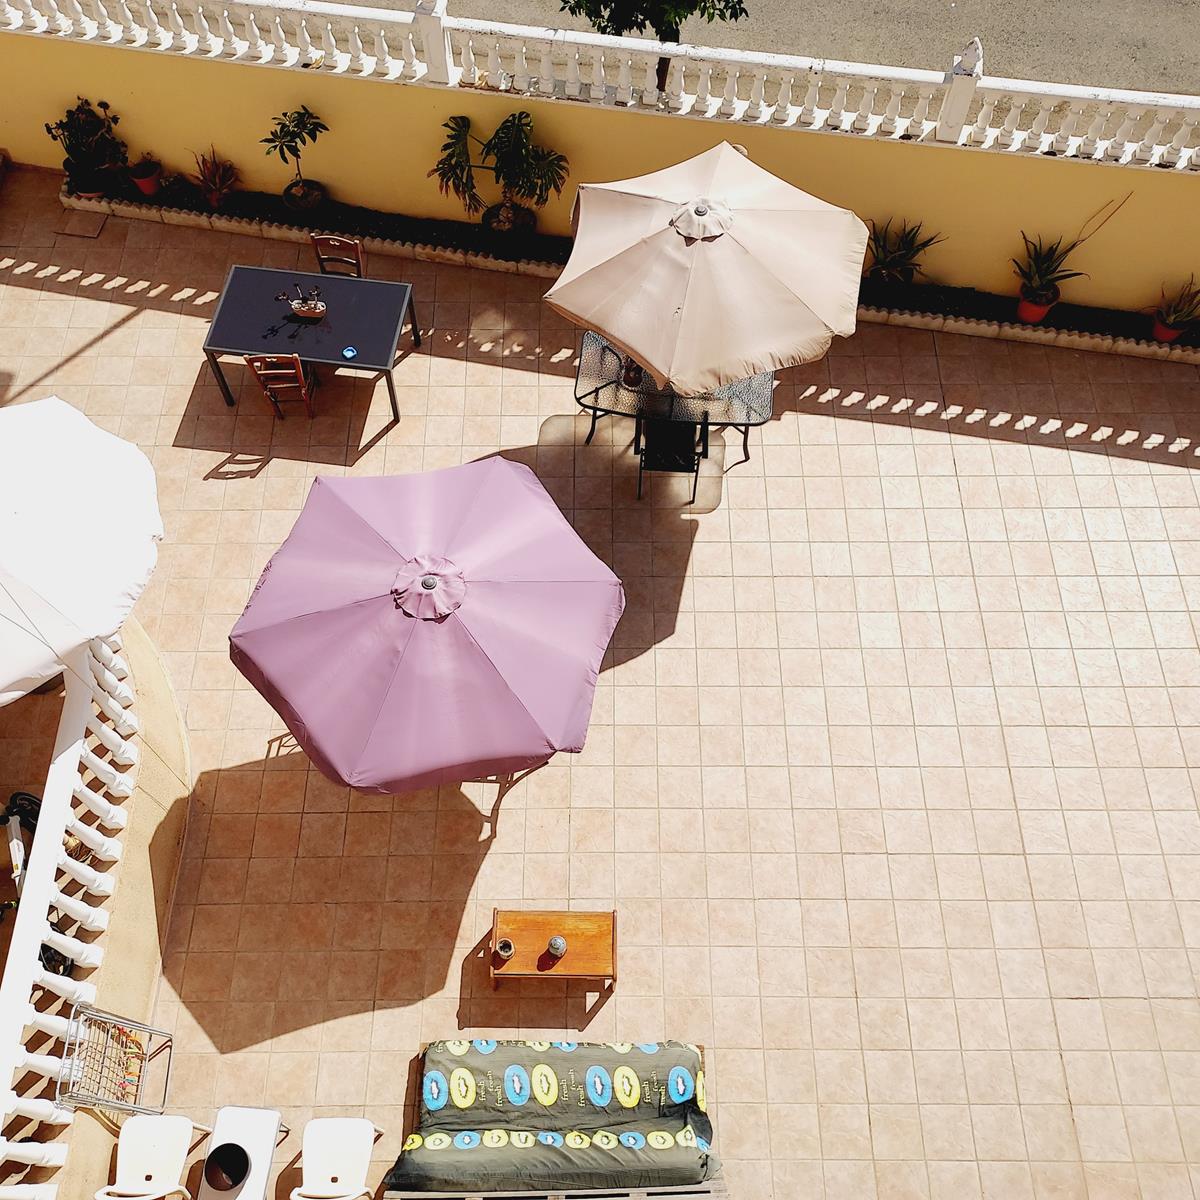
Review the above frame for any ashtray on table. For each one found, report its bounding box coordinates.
[288,299,327,321]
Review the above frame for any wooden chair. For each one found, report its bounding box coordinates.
[310,233,364,277]
[244,354,318,419]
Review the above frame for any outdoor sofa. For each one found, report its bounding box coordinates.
[383,1039,723,1199]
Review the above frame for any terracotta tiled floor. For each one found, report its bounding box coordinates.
[4,167,1200,1199]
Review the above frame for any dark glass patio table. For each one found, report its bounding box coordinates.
[202,265,420,420]
[574,329,774,463]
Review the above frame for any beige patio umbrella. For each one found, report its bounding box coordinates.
[545,142,869,397]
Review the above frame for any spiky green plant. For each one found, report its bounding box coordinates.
[865,219,944,284]
[429,112,569,229]
[1011,233,1087,304]
[1156,277,1200,329]
[191,147,240,210]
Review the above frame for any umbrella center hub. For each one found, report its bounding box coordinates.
[670,196,734,241]
[393,555,467,619]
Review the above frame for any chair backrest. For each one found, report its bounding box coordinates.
[298,1117,375,1198]
[106,1114,191,1199]
[310,233,364,277]
[244,354,314,418]
[641,416,702,468]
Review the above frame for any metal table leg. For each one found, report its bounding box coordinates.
[206,350,236,407]
[385,368,399,423]
[407,294,422,348]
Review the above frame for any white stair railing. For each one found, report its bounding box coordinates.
[2,1,1198,170]
[0,636,139,1199]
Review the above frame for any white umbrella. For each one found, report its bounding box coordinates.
[545,142,869,397]
[0,397,163,706]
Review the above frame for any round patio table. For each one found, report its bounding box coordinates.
[573,330,774,463]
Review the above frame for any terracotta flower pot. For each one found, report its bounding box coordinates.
[1016,286,1059,325]
[1152,318,1184,344]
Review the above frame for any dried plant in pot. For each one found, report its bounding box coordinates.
[1152,277,1200,344]
[45,97,127,198]
[262,106,329,210]
[864,219,944,287]
[191,147,240,211]
[128,152,162,197]
[430,111,568,235]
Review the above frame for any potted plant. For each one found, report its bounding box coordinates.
[128,153,162,197]
[1012,196,1129,324]
[191,147,240,211]
[864,219,943,287]
[1152,277,1200,344]
[45,98,127,198]
[261,106,329,210]
[429,111,568,234]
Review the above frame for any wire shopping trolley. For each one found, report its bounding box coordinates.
[56,1004,173,1115]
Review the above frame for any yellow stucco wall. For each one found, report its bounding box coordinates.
[2,31,1198,310]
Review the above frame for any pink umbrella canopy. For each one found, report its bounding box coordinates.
[230,458,624,794]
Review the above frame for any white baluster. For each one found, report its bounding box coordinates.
[320,20,338,68]
[486,37,506,89]
[879,85,903,135]
[773,74,794,124]
[1052,102,1083,153]
[73,778,127,829]
[615,54,633,105]
[696,62,713,108]
[719,66,738,117]
[79,747,133,798]
[666,57,685,111]
[0,1139,67,1169]
[67,808,124,857]
[512,41,529,90]
[41,0,70,33]
[853,83,877,132]
[459,36,476,85]
[35,964,97,1004]
[968,93,997,145]
[1080,107,1109,156]
[1104,107,1141,160]
[346,23,364,70]
[89,656,133,707]
[829,79,849,127]
[57,852,114,897]
[243,11,263,57]
[538,40,554,94]
[0,0,21,29]
[372,27,392,75]
[800,73,820,123]
[295,18,314,62]
[7,1094,74,1124]
[193,5,217,52]
[907,87,933,138]
[111,0,138,43]
[270,14,288,57]
[1134,108,1173,162]
[167,3,187,43]
[1163,115,1199,165]
[13,0,35,25]
[90,0,118,39]
[1024,100,1052,152]
[42,925,103,969]
[589,49,606,101]
[639,54,658,106]
[564,44,580,97]
[400,29,417,76]
[997,95,1024,146]
[19,1049,68,1080]
[53,886,112,932]
[86,715,137,767]
[744,71,766,121]
[62,0,88,37]
[216,9,236,55]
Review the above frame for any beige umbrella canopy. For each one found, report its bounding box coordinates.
[545,142,869,397]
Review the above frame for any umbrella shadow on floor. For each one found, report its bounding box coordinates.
[153,747,498,1055]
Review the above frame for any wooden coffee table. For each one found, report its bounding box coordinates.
[490,908,617,990]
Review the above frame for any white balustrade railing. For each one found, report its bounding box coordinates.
[0,636,139,1199]
[3,0,1198,170]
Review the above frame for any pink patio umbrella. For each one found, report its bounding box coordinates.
[229,458,624,794]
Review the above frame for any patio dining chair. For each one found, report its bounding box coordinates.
[310,233,365,277]
[289,1117,380,1200]
[244,354,319,420]
[636,414,708,504]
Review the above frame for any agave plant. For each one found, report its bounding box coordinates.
[1156,277,1200,329]
[1011,232,1087,305]
[191,147,240,210]
[865,219,944,285]
[429,111,569,233]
